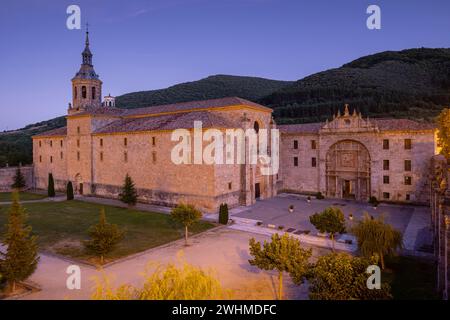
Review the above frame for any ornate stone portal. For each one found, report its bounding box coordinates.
[326,140,371,200]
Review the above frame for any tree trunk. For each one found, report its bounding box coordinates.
[330,233,335,252]
[278,271,283,300]
[380,252,385,270]
[185,225,188,246]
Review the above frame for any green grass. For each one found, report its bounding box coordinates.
[0,200,215,264]
[0,192,47,202]
[383,256,439,300]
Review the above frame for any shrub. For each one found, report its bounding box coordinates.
[119,174,137,205]
[316,192,324,199]
[66,181,74,200]
[369,196,379,207]
[218,203,229,225]
[47,173,55,197]
[11,167,26,191]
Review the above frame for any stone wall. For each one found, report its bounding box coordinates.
[430,155,450,300]
[0,165,34,191]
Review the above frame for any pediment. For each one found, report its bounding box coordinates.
[320,104,379,133]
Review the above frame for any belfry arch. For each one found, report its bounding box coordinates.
[325,140,371,201]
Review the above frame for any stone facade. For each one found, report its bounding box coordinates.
[430,155,450,300]
[32,32,438,212]
[279,106,437,204]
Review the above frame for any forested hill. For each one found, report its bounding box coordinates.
[260,48,450,124]
[115,75,293,109]
[2,48,449,166]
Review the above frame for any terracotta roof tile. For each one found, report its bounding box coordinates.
[33,127,67,138]
[123,97,271,117]
[278,123,322,134]
[94,111,236,134]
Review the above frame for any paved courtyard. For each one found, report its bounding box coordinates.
[232,194,432,253]
[15,228,328,300]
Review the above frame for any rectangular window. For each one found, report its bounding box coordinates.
[39,141,42,147]
[100,152,103,161]
[152,137,156,146]
[77,151,80,161]
[312,157,317,167]
[383,192,390,199]
[77,139,80,148]
[77,126,80,134]
[293,157,298,167]
[228,182,232,190]
[383,160,390,171]
[60,140,63,147]
[404,139,412,150]
[406,194,411,201]
[39,155,42,162]
[404,160,412,171]
[152,151,157,163]
[383,176,390,184]
[404,176,412,185]
[124,138,128,146]
[311,140,317,150]
[124,152,128,162]
[383,139,389,150]
[50,156,53,163]
[60,152,63,160]
[100,139,103,147]
[50,140,53,147]
[293,140,298,149]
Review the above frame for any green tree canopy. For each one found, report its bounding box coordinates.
[92,259,229,300]
[11,167,26,190]
[83,207,125,264]
[170,204,202,245]
[119,174,138,205]
[309,207,346,251]
[309,252,392,300]
[0,192,39,293]
[47,173,55,197]
[437,107,450,160]
[248,233,312,300]
[352,212,403,269]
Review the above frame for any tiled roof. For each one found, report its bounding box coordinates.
[123,97,271,117]
[33,127,67,138]
[371,119,436,131]
[94,111,236,134]
[70,97,270,118]
[277,123,322,134]
[278,118,436,134]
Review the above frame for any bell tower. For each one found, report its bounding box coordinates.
[69,26,102,114]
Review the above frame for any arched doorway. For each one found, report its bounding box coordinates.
[325,140,371,201]
[74,173,83,195]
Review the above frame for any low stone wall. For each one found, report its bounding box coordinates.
[0,166,34,192]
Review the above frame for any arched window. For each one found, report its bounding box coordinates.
[82,86,87,99]
[74,87,77,99]
[253,121,260,134]
[92,87,96,100]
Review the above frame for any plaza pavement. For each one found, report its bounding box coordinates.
[1,193,432,299]
[13,228,329,300]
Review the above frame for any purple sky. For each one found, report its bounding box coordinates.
[0,0,449,131]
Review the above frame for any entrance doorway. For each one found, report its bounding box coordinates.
[343,180,354,199]
[79,183,84,195]
[255,183,261,199]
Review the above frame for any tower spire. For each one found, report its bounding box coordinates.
[85,22,90,47]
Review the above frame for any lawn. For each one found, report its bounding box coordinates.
[383,256,439,300]
[0,192,47,202]
[0,200,215,264]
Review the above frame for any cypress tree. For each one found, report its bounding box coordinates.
[119,174,137,205]
[66,181,74,200]
[0,192,39,293]
[219,203,229,225]
[47,173,55,197]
